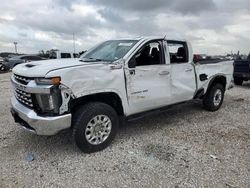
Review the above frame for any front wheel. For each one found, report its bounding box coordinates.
[73,102,119,153]
[203,83,225,111]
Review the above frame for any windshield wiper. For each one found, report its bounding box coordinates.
[88,57,103,61]
[80,57,103,62]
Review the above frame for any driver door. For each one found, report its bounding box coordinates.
[125,40,172,114]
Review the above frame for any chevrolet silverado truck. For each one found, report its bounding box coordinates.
[10,37,233,153]
[233,57,250,85]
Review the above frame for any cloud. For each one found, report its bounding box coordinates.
[87,0,216,14]
[0,0,249,55]
[173,0,216,14]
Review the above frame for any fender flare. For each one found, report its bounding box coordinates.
[206,74,227,94]
[70,90,127,116]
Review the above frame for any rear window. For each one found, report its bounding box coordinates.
[167,41,189,63]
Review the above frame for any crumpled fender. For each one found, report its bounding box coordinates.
[46,63,129,114]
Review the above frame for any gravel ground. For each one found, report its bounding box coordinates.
[0,72,249,188]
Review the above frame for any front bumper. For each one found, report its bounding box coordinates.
[11,97,72,135]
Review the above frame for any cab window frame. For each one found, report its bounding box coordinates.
[128,39,165,68]
[167,40,189,64]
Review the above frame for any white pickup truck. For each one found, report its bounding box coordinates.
[10,37,233,153]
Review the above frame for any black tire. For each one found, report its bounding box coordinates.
[203,83,225,112]
[234,78,243,86]
[73,102,119,153]
[0,64,7,72]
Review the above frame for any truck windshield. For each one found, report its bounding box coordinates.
[80,40,139,62]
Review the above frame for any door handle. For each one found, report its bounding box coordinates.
[185,68,193,72]
[159,71,170,75]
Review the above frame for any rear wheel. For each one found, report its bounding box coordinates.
[203,83,225,111]
[73,102,119,153]
[234,78,243,86]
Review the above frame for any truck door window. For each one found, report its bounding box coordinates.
[131,41,162,67]
[167,41,188,64]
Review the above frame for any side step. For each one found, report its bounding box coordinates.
[126,101,187,122]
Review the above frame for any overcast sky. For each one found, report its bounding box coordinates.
[0,0,249,55]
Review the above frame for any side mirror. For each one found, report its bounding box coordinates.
[128,53,141,68]
[128,57,136,68]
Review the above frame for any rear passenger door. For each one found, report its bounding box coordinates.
[167,41,196,103]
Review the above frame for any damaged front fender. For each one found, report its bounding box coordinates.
[59,85,75,114]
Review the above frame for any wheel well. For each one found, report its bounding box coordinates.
[70,92,124,116]
[207,76,227,92]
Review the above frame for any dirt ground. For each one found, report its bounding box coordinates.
[0,72,249,188]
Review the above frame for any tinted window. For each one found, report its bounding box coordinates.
[167,41,188,63]
[130,41,162,67]
[61,53,71,58]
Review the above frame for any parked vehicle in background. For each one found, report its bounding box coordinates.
[2,55,46,70]
[233,56,250,85]
[10,37,233,153]
[0,57,3,62]
[0,57,5,71]
[40,50,78,59]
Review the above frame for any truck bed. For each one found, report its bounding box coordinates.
[196,60,234,91]
[197,59,230,64]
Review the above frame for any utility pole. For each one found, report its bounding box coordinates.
[13,42,18,54]
[73,33,76,54]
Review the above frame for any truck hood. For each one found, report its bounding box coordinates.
[12,58,96,77]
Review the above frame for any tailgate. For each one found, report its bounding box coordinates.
[234,60,250,73]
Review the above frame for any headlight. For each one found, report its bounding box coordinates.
[35,77,61,85]
[35,88,62,114]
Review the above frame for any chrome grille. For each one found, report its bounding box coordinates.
[14,88,33,108]
[14,74,32,85]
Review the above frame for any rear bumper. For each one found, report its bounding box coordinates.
[11,97,72,135]
[234,72,250,80]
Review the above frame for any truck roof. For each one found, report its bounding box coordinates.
[110,36,187,42]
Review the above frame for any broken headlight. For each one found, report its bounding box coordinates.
[35,88,62,114]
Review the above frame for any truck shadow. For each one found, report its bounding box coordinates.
[11,101,205,155]
[118,101,204,139]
